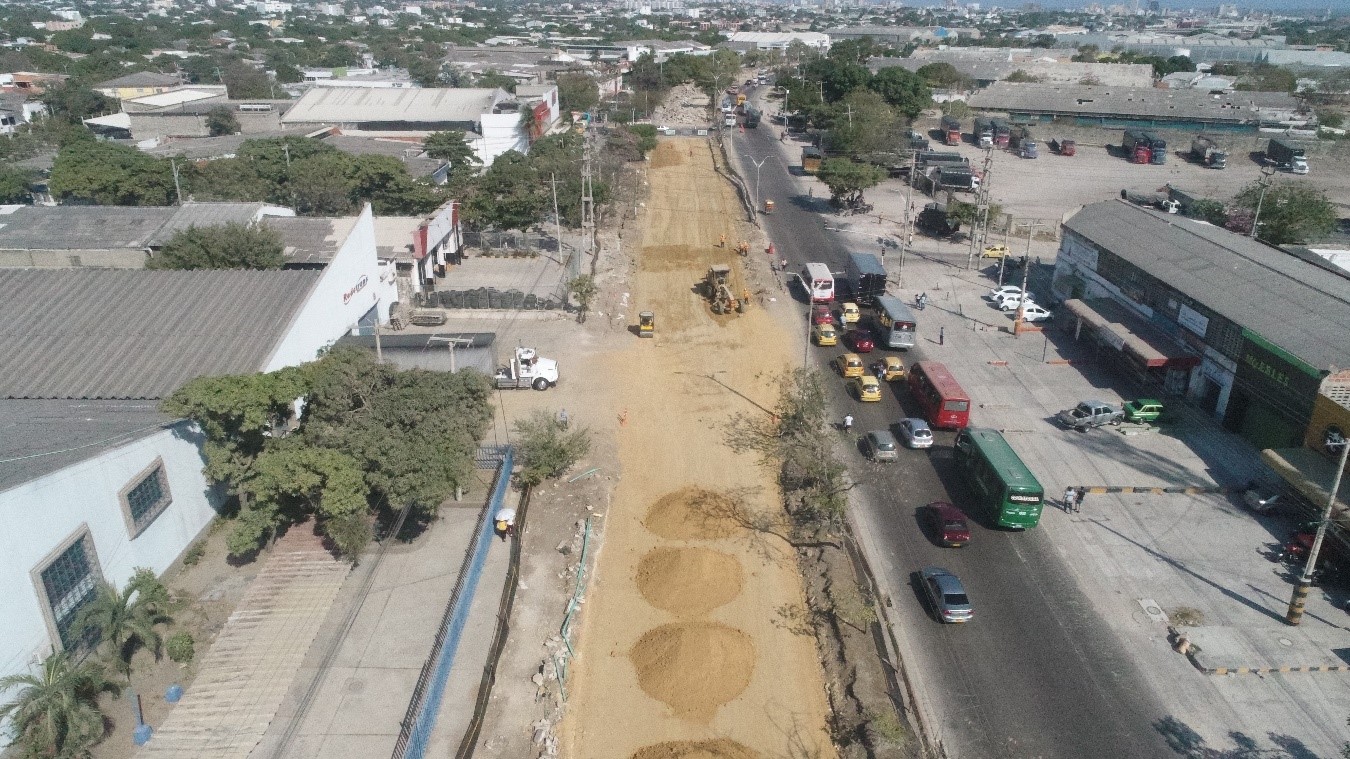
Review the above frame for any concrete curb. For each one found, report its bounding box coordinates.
[1079,485,1245,495]
[1189,657,1350,676]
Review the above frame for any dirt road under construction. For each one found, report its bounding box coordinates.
[561,138,836,759]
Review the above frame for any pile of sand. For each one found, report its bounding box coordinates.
[644,487,742,541]
[629,622,755,722]
[630,739,763,759]
[636,547,743,616]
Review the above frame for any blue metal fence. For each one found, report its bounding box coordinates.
[393,446,513,759]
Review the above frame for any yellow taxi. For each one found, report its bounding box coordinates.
[840,302,861,324]
[852,375,883,402]
[881,356,906,382]
[981,244,1009,258]
[813,323,838,346]
[834,353,865,378]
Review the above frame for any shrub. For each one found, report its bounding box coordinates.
[167,632,195,664]
[182,542,206,566]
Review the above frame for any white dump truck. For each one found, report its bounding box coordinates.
[494,347,559,390]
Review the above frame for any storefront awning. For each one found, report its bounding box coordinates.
[1064,298,1201,369]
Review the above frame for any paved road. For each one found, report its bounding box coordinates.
[730,117,1174,758]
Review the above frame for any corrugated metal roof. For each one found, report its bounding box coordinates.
[265,216,357,264]
[968,82,1297,123]
[0,269,322,400]
[0,206,176,249]
[283,87,506,125]
[0,399,175,492]
[94,71,182,89]
[147,203,265,246]
[1065,201,1350,372]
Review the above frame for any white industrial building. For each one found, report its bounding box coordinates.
[282,87,538,166]
[0,206,395,694]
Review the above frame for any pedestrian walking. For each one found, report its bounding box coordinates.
[558,408,569,430]
[808,187,813,198]
[719,233,726,248]
[1063,486,1075,513]
[1074,487,1086,513]
[842,413,854,432]
[939,326,945,345]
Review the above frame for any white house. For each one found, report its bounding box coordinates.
[0,207,395,701]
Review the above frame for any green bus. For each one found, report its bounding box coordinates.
[953,427,1044,529]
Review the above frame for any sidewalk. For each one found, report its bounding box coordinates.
[247,494,511,759]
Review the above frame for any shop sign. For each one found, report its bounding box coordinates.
[343,275,369,305]
[1237,329,1323,410]
[1177,304,1209,338]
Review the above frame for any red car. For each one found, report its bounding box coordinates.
[811,304,835,325]
[926,502,971,547]
[844,329,875,353]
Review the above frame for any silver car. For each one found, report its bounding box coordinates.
[864,430,899,462]
[898,418,933,449]
[919,566,973,623]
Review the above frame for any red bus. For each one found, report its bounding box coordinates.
[908,362,971,429]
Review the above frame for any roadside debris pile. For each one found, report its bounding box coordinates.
[650,82,712,128]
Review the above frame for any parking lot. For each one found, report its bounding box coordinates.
[901,117,1350,222]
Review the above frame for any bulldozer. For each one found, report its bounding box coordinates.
[703,265,744,315]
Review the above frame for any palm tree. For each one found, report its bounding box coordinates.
[72,569,173,682]
[0,651,119,758]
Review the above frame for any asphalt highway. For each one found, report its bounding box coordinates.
[730,116,1175,758]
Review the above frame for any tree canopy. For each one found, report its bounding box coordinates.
[556,72,599,115]
[816,158,885,208]
[824,89,903,156]
[163,348,494,558]
[50,138,177,206]
[147,222,285,270]
[1232,181,1336,246]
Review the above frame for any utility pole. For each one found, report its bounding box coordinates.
[170,158,184,205]
[965,148,994,271]
[580,138,595,273]
[897,149,916,289]
[1286,438,1350,625]
[550,172,565,273]
[1250,164,1276,239]
[1012,220,1038,335]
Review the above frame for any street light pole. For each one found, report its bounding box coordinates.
[1286,439,1350,626]
[1012,220,1038,336]
[897,149,916,289]
[749,156,767,212]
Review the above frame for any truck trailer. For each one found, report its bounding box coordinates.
[1266,139,1309,174]
[1189,135,1227,168]
[846,252,889,306]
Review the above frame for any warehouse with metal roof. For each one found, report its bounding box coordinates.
[968,82,1303,130]
[0,206,397,688]
[1053,200,1350,451]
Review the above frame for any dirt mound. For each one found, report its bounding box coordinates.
[636,547,743,615]
[650,142,687,169]
[630,739,763,759]
[644,487,741,541]
[630,622,754,722]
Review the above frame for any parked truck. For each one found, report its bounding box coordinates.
[935,165,978,192]
[801,146,823,174]
[494,347,559,390]
[1189,135,1227,168]
[917,202,961,237]
[903,130,930,152]
[1010,126,1038,158]
[846,251,888,306]
[743,105,761,128]
[1122,130,1152,164]
[972,117,994,148]
[991,119,1011,148]
[1121,188,1180,214]
[917,151,970,170]
[939,115,962,146]
[1143,132,1167,165]
[1266,139,1309,174]
[1050,137,1076,156]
